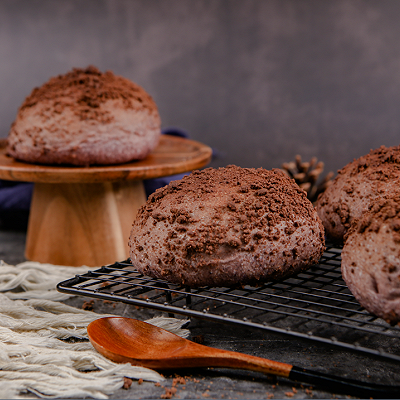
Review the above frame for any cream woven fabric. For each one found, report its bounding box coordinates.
[0,260,189,399]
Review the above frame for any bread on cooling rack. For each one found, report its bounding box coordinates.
[341,194,400,325]
[7,66,161,166]
[129,165,325,287]
[316,145,400,243]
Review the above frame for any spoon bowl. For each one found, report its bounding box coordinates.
[87,317,291,374]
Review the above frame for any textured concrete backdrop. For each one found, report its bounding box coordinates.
[0,0,399,176]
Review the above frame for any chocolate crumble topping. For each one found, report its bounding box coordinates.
[19,66,156,124]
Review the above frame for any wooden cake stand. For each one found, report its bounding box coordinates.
[0,136,212,267]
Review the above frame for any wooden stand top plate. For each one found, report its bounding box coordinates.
[0,135,213,183]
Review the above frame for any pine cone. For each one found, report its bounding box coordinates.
[281,155,334,203]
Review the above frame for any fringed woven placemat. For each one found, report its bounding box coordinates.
[0,260,189,399]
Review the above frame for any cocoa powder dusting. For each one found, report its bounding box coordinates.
[19,66,157,123]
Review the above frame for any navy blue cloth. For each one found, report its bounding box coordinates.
[0,180,32,230]
[143,128,190,197]
[0,128,197,229]
[0,180,33,211]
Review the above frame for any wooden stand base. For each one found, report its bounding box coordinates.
[25,181,146,267]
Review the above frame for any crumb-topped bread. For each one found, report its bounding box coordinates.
[129,165,325,287]
[316,145,400,242]
[341,195,400,325]
[7,66,161,166]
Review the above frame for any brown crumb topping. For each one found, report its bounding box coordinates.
[136,165,321,258]
[339,145,400,181]
[347,193,400,242]
[18,65,157,123]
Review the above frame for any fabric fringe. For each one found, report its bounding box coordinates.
[0,260,190,399]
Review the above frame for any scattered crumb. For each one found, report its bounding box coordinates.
[123,377,133,389]
[82,299,95,310]
[172,377,186,386]
[102,299,116,308]
[292,387,298,394]
[284,391,294,397]
[155,382,161,387]
[161,387,177,399]
[305,387,313,396]
[138,378,143,385]
[267,393,274,399]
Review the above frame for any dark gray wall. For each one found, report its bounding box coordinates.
[1,0,399,176]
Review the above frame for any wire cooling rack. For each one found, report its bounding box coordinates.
[57,243,400,364]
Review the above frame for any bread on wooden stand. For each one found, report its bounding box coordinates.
[7,65,161,166]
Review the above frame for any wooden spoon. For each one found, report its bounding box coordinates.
[88,317,400,398]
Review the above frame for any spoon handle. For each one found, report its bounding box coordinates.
[289,366,400,399]
[192,346,292,377]
[196,347,400,398]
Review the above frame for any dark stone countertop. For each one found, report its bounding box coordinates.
[1,228,399,400]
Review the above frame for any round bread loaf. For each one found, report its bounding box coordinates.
[7,66,161,166]
[341,195,400,325]
[129,165,325,287]
[316,145,400,242]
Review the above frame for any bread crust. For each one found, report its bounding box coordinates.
[316,145,400,242]
[129,165,325,287]
[341,195,400,325]
[7,66,161,166]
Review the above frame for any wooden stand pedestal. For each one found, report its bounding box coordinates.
[26,181,146,266]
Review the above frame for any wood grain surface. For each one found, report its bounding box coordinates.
[25,180,147,266]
